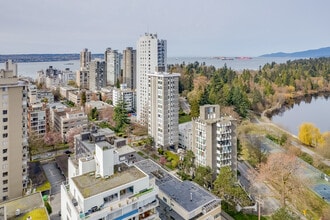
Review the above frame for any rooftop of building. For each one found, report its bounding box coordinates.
[134,159,220,213]
[55,154,69,178]
[85,100,111,109]
[72,164,146,198]
[48,102,67,110]
[0,193,49,220]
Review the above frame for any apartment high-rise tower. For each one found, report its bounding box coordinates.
[122,47,136,89]
[80,48,91,70]
[105,48,121,86]
[192,105,237,176]
[147,71,180,149]
[89,60,106,91]
[0,70,28,202]
[136,33,167,125]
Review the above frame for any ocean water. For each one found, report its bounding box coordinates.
[0,56,300,79]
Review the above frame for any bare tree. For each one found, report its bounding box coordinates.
[256,152,304,207]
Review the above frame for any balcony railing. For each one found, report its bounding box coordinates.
[62,183,158,220]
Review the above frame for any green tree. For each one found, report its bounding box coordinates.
[88,107,99,121]
[113,99,130,133]
[193,166,213,189]
[80,91,87,106]
[116,78,120,88]
[213,166,250,206]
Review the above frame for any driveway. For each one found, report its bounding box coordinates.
[42,162,65,195]
[42,162,65,219]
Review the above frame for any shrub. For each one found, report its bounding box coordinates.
[44,201,52,214]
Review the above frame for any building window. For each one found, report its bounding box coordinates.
[2,133,8,138]
[3,157,7,161]
[2,149,7,154]
[3,125,7,130]
[2,118,8,122]
[2,110,7,115]
[2,172,8,177]
[2,187,8,193]
[3,180,8,185]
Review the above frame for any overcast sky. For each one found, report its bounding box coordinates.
[1,0,329,57]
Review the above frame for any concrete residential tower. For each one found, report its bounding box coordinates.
[80,48,91,70]
[122,47,136,89]
[0,70,28,202]
[136,33,167,125]
[192,105,237,175]
[105,48,121,86]
[147,72,180,149]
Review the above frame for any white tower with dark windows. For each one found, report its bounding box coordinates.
[136,33,167,126]
[147,71,180,149]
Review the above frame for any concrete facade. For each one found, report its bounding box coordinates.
[61,137,159,220]
[89,60,106,92]
[112,84,135,112]
[122,47,136,89]
[105,48,121,86]
[192,105,237,175]
[136,33,167,125]
[80,48,91,70]
[147,72,180,149]
[0,75,28,202]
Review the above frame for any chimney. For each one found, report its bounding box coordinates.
[190,192,193,201]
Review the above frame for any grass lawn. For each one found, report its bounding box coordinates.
[17,208,49,220]
[179,114,191,124]
[36,181,51,192]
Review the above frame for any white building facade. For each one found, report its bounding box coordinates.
[147,72,180,149]
[112,84,135,112]
[136,33,167,125]
[105,48,121,86]
[61,142,159,220]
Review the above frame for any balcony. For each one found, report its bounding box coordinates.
[62,183,158,220]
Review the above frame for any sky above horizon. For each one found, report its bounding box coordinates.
[1,0,329,57]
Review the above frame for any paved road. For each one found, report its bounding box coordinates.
[238,161,281,215]
[42,162,65,219]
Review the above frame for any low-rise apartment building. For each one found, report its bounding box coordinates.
[53,107,88,141]
[61,137,159,220]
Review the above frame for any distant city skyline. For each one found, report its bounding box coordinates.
[1,0,329,57]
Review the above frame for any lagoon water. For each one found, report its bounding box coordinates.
[271,96,330,135]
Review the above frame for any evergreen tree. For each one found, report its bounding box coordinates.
[113,99,130,133]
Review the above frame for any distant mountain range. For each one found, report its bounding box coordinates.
[260,47,330,58]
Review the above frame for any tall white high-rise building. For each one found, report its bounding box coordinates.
[105,48,121,86]
[147,72,180,149]
[136,33,167,125]
[0,70,28,202]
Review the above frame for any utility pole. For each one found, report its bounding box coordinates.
[256,195,263,220]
